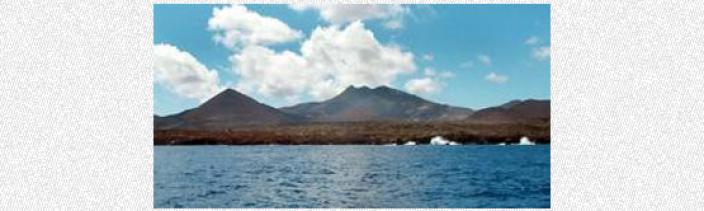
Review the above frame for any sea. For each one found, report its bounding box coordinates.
[154,145,550,208]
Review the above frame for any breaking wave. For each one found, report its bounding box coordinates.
[430,136,460,145]
[518,136,535,145]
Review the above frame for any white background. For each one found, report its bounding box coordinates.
[1,0,703,210]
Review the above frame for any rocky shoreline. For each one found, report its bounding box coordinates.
[154,121,550,145]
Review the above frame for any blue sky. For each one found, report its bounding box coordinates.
[154,4,550,116]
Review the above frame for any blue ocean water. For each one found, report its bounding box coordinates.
[154,145,550,208]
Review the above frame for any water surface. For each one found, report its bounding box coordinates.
[154,145,550,208]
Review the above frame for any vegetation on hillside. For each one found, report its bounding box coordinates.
[154,120,549,145]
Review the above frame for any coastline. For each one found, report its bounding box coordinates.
[154,121,550,145]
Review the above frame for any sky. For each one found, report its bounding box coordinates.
[154,4,550,116]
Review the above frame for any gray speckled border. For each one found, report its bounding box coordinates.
[2,0,704,210]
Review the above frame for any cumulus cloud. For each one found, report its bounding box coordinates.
[208,5,303,49]
[525,36,539,45]
[231,45,312,99]
[207,5,416,102]
[525,36,549,61]
[485,72,508,84]
[531,46,550,61]
[478,54,492,66]
[290,4,409,30]
[231,21,416,101]
[405,67,453,95]
[405,78,441,94]
[154,44,222,101]
[301,21,415,87]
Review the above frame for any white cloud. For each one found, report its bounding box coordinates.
[154,44,222,101]
[485,72,508,84]
[231,45,312,99]
[383,18,404,30]
[525,36,539,45]
[231,21,416,101]
[302,22,416,87]
[290,4,409,30]
[422,54,434,61]
[531,46,550,61]
[208,5,303,49]
[405,78,441,95]
[405,67,453,95]
[478,54,492,66]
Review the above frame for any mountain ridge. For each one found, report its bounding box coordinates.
[154,89,304,130]
[468,99,550,122]
[280,85,474,122]
[155,86,550,130]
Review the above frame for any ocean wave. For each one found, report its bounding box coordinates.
[430,136,460,145]
[518,136,535,145]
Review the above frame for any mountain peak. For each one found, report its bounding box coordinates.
[282,84,473,122]
[349,85,371,90]
[204,88,253,103]
[499,99,549,109]
[342,85,356,92]
[197,88,258,111]
[372,85,403,96]
[337,84,424,102]
[158,88,303,130]
[342,85,396,93]
[222,88,237,93]
[216,88,242,97]
[341,85,371,95]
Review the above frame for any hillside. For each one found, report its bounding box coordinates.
[280,85,473,122]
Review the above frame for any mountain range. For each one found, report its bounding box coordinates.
[155,85,549,131]
[280,85,473,122]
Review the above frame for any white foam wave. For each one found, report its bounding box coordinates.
[518,136,535,145]
[403,141,416,145]
[430,136,461,145]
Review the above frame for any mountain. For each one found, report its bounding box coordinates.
[468,99,550,122]
[280,85,473,122]
[154,114,186,129]
[154,89,303,130]
[155,86,549,131]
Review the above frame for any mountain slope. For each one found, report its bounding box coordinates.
[468,99,550,122]
[154,89,303,130]
[280,85,473,122]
